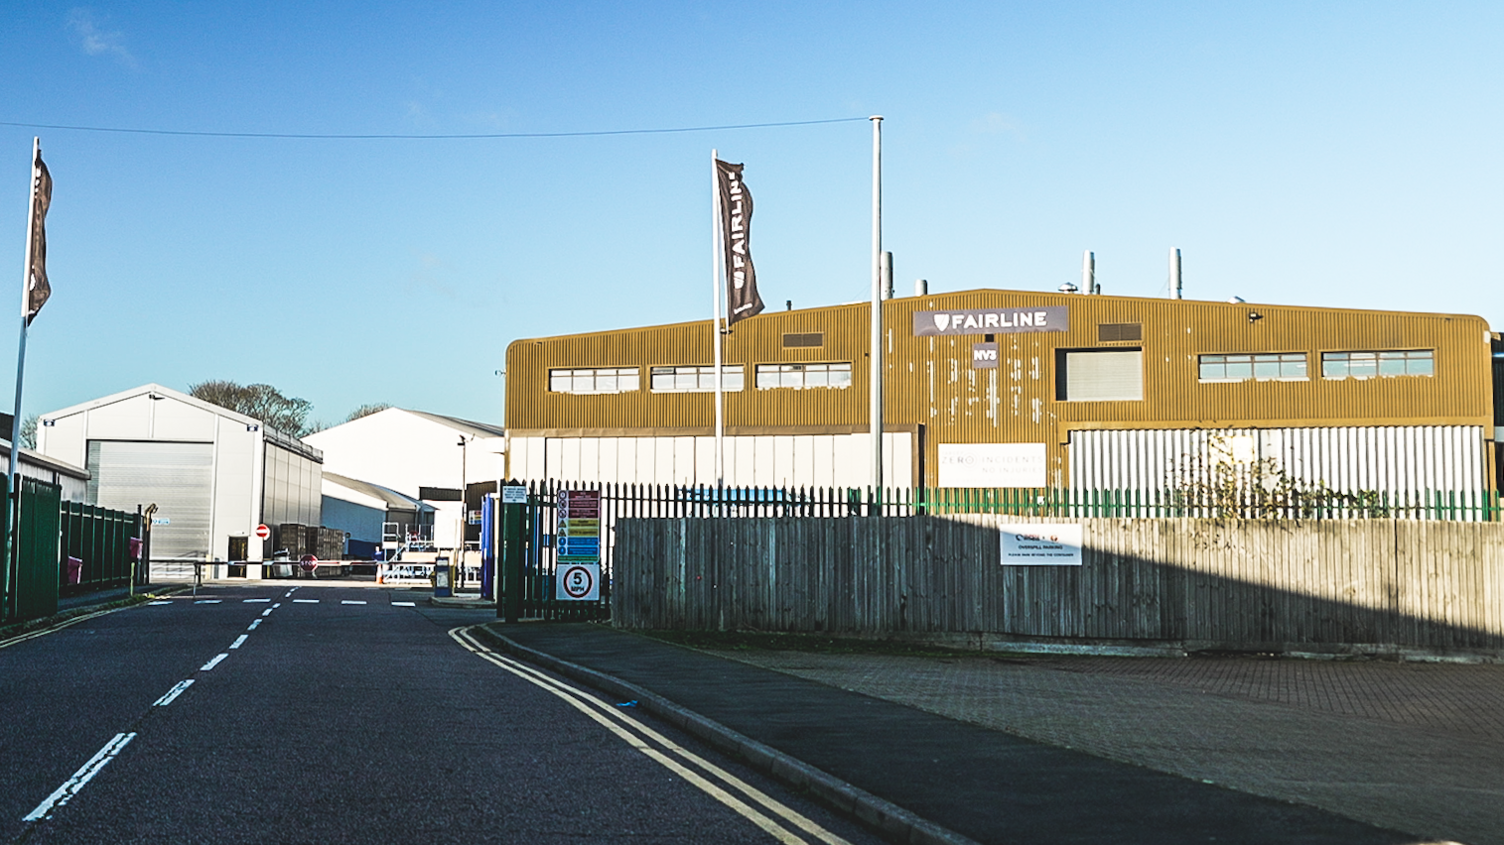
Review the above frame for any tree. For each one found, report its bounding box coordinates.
[346,403,392,422]
[188,380,314,437]
[20,414,37,450]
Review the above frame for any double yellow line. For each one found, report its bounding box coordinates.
[449,626,853,845]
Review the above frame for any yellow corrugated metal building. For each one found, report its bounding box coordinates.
[506,289,1499,495]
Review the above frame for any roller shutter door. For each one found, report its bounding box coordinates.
[1062,350,1143,401]
[87,440,214,560]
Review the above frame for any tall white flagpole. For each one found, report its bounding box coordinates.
[710,150,725,486]
[869,117,883,507]
[6,137,39,617]
[8,138,39,497]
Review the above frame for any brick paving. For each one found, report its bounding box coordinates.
[707,649,1504,845]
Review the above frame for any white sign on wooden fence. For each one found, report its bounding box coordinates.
[937,443,1047,488]
[998,523,1082,565]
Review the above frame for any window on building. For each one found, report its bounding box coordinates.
[1056,349,1143,401]
[755,362,853,389]
[1199,353,1308,382]
[1321,350,1434,380]
[649,365,744,393]
[548,367,641,394]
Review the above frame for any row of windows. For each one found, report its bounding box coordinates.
[1199,350,1433,383]
[552,363,853,395]
[551,349,1434,398]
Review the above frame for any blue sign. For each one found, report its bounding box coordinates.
[557,537,599,555]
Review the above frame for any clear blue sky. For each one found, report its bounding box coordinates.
[4,2,1502,427]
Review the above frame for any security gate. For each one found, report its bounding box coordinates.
[490,482,609,623]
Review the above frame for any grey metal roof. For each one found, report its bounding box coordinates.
[323,471,435,513]
[402,410,506,438]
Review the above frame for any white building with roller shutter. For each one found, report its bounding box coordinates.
[35,383,322,567]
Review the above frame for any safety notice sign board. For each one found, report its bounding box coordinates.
[556,489,602,600]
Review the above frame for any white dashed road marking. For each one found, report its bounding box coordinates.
[201,653,228,671]
[293,599,319,603]
[341,600,367,605]
[229,635,249,650]
[247,619,262,630]
[243,598,271,603]
[147,600,172,606]
[152,680,194,707]
[24,732,137,822]
[392,601,416,607]
[193,600,221,604]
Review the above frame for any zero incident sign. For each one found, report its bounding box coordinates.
[913,306,1067,336]
[998,524,1083,566]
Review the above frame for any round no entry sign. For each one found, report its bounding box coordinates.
[254,524,270,540]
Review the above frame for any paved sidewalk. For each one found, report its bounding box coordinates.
[715,650,1504,845]
[491,624,1436,845]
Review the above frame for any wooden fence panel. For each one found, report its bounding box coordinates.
[611,515,1504,651]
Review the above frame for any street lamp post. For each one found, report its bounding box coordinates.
[457,435,470,588]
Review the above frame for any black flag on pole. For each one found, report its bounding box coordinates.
[715,159,764,325]
[25,149,52,325]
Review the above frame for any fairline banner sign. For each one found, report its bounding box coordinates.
[913,306,1067,336]
[716,159,765,326]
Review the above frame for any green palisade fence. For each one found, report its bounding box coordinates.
[911,486,1503,522]
[10,477,62,623]
[59,502,141,595]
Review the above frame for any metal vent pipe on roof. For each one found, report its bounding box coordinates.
[1083,250,1097,294]
[1170,248,1183,300]
[915,279,928,296]
[881,251,894,300]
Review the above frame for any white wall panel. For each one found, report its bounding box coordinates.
[693,437,715,484]
[513,432,913,491]
[1069,425,1488,498]
[153,401,217,441]
[811,435,835,487]
[596,438,619,483]
[753,436,777,485]
[545,438,565,482]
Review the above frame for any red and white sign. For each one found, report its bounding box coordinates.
[254,524,271,540]
[556,563,600,601]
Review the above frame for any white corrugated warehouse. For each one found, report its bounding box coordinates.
[36,384,323,567]
[303,408,504,551]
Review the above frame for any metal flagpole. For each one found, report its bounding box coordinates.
[5,138,39,619]
[868,117,883,508]
[710,150,725,486]
[8,139,38,493]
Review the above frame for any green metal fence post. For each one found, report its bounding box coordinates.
[498,483,526,623]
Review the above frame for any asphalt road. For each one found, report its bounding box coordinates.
[0,583,880,845]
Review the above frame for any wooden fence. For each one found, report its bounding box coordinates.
[612,516,1504,651]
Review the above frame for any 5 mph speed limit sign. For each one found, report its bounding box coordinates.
[556,563,600,601]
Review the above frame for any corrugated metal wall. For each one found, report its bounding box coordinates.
[511,432,913,489]
[1070,425,1487,496]
[507,290,1494,490]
